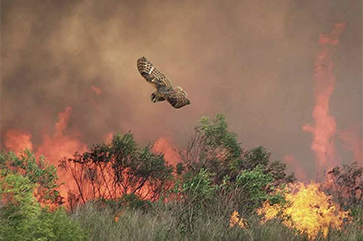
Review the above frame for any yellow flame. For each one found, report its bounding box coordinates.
[230,210,246,228]
[257,182,350,239]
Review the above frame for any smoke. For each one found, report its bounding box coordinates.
[1,0,362,180]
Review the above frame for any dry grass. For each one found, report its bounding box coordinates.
[70,202,363,241]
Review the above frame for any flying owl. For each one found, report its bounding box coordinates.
[137,57,191,109]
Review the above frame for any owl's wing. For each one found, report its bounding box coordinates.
[166,86,191,109]
[137,57,172,90]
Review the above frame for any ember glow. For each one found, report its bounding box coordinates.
[257,182,350,239]
[303,23,346,171]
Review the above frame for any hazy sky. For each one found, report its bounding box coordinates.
[1,0,362,179]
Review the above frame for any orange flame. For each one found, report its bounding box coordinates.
[36,107,89,202]
[37,107,88,162]
[257,182,350,239]
[4,129,33,154]
[152,137,181,166]
[303,23,346,171]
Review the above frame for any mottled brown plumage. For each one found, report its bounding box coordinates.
[137,57,190,109]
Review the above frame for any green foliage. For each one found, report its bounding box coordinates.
[181,168,218,206]
[180,114,295,187]
[180,114,243,183]
[172,168,219,233]
[231,146,296,185]
[199,114,242,160]
[0,173,85,241]
[177,114,293,219]
[235,166,274,208]
[0,150,61,205]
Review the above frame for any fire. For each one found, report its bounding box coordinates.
[229,210,247,228]
[257,182,350,239]
[4,129,33,154]
[303,23,346,171]
[37,107,88,161]
[4,107,89,205]
[36,107,88,201]
[152,137,181,166]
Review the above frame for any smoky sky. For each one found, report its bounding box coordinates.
[1,0,362,178]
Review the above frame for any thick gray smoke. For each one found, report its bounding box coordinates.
[1,0,362,178]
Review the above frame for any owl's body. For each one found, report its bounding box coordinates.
[137,57,191,109]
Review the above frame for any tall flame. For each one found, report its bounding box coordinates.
[36,107,88,161]
[303,23,346,171]
[36,107,89,201]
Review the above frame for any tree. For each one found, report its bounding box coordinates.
[179,114,242,183]
[179,114,295,185]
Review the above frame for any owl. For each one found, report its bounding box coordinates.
[137,57,191,109]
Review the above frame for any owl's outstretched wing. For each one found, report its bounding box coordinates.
[137,57,172,90]
[166,86,191,109]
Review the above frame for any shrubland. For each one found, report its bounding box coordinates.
[1,114,362,240]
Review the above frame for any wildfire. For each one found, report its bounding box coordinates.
[257,182,350,239]
[4,107,89,206]
[303,23,346,171]
[36,107,89,202]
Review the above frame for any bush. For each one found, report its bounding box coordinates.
[0,150,86,241]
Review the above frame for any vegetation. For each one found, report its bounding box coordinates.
[1,114,362,240]
[0,151,85,241]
